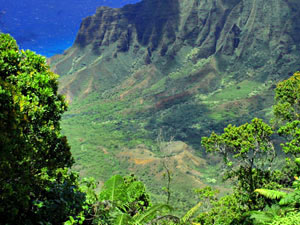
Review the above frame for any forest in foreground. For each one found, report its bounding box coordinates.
[1,33,300,225]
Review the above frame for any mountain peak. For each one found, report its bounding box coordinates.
[51,0,300,106]
[74,0,180,54]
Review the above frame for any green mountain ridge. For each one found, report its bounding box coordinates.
[49,0,300,209]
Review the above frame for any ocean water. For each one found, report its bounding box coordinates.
[0,0,140,57]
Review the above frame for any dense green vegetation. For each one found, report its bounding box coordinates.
[50,0,300,216]
[0,34,89,224]
[2,33,300,224]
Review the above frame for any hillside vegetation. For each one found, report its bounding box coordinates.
[48,0,300,206]
[2,33,300,224]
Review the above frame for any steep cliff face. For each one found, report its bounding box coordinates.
[49,0,300,202]
[74,0,300,61]
[51,0,300,101]
[49,0,300,156]
[75,0,179,52]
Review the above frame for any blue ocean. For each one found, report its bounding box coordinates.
[0,0,140,57]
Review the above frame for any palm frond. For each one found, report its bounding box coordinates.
[114,213,131,225]
[255,189,287,200]
[181,201,202,224]
[132,204,172,224]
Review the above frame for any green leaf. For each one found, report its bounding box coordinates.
[100,175,127,203]
[132,204,172,224]
[114,213,132,225]
[295,158,300,165]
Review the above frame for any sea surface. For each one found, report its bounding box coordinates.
[0,0,140,57]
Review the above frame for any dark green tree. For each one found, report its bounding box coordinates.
[273,72,300,124]
[202,118,277,209]
[199,72,300,224]
[271,72,300,185]
[273,72,300,157]
[245,72,300,225]
[0,34,87,224]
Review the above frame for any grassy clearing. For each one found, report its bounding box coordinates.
[208,80,261,101]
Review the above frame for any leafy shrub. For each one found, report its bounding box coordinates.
[0,33,88,225]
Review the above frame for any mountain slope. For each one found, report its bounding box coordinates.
[49,0,300,209]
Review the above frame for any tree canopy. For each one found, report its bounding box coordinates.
[0,33,84,224]
[199,72,300,224]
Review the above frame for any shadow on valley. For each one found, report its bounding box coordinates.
[144,102,211,149]
[143,98,263,152]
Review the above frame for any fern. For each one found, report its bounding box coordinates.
[181,202,202,224]
[279,190,300,206]
[249,205,282,225]
[250,211,275,225]
[255,189,287,200]
[132,204,172,224]
[271,211,300,225]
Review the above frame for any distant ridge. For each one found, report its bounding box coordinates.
[51,0,300,101]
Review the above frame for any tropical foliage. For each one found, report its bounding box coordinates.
[202,118,277,209]
[2,33,300,225]
[0,33,89,224]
